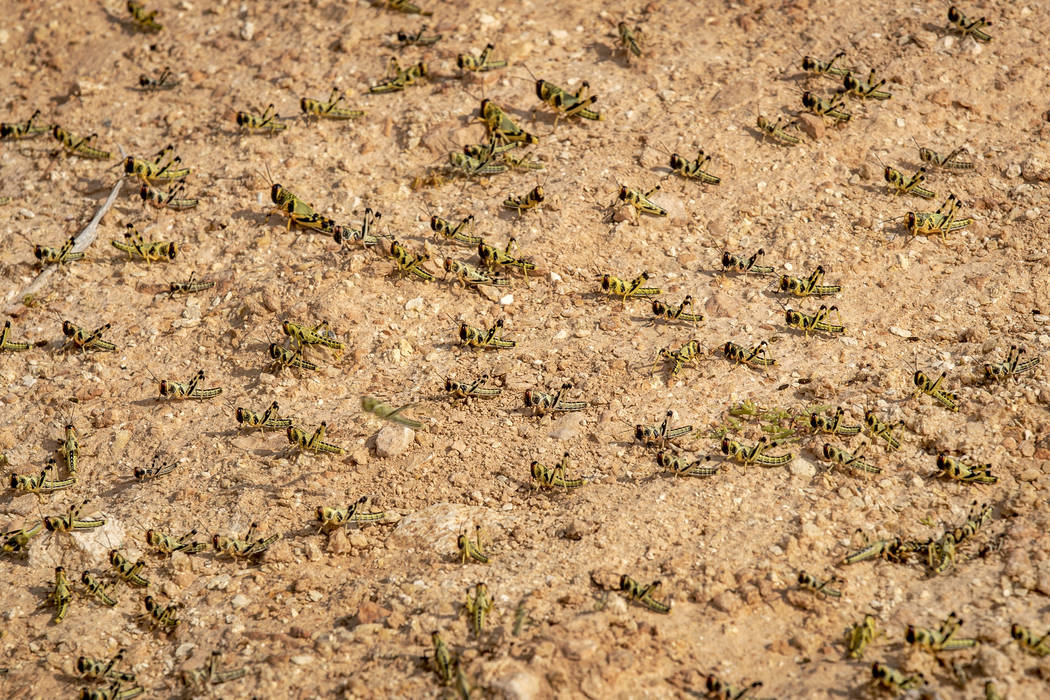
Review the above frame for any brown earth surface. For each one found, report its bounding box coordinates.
[1,0,1049,698]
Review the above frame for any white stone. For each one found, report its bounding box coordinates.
[375,425,414,457]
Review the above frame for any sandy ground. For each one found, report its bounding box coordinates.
[1,0,1049,698]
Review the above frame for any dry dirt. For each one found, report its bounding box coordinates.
[1,0,1050,698]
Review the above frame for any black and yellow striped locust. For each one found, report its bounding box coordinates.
[882,163,935,199]
[984,345,1039,381]
[213,522,280,559]
[864,411,902,450]
[797,570,843,598]
[913,139,974,171]
[123,145,190,185]
[48,566,73,623]
[840,70,891,100]
[784,304,846,336]
[179,651,248,690]
[904,193,972,241]
[301,87,365,121]
[2,521,43,554]
[477,99,537,145]
[651,296,704,326]
[601,272,661,302]
[617,22,642,59]
[801,91,851,123]
[459,318,516,349]
[389,240,435,281]
[840,532,913,565]
[112,225,177,266]
[1,109,48,140]
[458,44,506,72]
[10,458,76,494]
[59,420,79,476]
[127,0,162,32]
[665,147,720,184]
[445,374,502,402]
[1,320,31,352]
[169,272,214,297]
[845,615,880,659]
[444,258,510,288]
[619,575,670,614]
[810,407,860,436]
[656,340,701,377]
[430,631,454,684]
[236,104,287,133]
[502,184,544,214]
[799,50,849,78]
[139,67,178,91]
[269,343,318,371]
[447,149,508,177]
[61,321,117,353]
[397,25,441,46]
[317,496,386,531]
[361,396,424,429]
[634,410,692,449]
[779,266,840,296]
[534,78,602,125]
[936,454,996,484]
[906,612,977,653]
[478,238,535,276]
[531,452,587,490]
[142,595,180,633]
[287,422,345,454]
[369,57,427,93]
[80,571,119,607]
[705,675,768,700]
[77,650,135,683]
[457,525,489,564]
[332,207,385,248]
[656,451,718,477]
[756,115,801,145]
[617,184,666,216]
[430,212,482,246]
[465,582,492,635]
[52,126,111,159]
[871,663,924,692]
[109,550,149,587]
[234,400,292,431]
[947,5,992,42]
[141,183,198,210]
[1010,623,1050,657]
[822,443,881,474]
[912,369,959,411]
[722,249,773,275]
[153,368,222,400]
[524,383,588,415]
[721,436,793,466]
[35,236,85,267]
[723,340,775,367]
[146,528,208,555]
[133,455,179,480]
[282,319,344,354]
[380,0,432,16]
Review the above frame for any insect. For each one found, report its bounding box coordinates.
[0,320,30,352]
[799,50,849,77]
[140,183,198,210]
[457,525,489,564]
[666,148,720,184]
[2,521,43,554]
[465,583,492,635]
[236,104,287,133]
[913,139,974,171]
[617,184,666,216]
[656,452,718,478]
[300,87,365,121]
[906,612,977,652]
[126,0,162,32]
[79,680,146,700]
[883,165,935,199]
[840,532,913,565]
[133,455,179,480]
[444,259,510,288]
[1,109,48,140]
[146,528,208,555]
[109,550,149,587]
[397,25,441,46]
[138,67,178,90]
[35,236,86,267]
[316,496,386,531]
[534,78,602,124]
[447,149,508,177]
[430,212,482,246]
[905,193,972,241]
[44,500,106,533]
[845,615,880,659]
[779,266,840,297]
[52,126,111,159]
[935,453,996,484]
[705,675,767,700]
[430,631,454,684]
[477,99,537,145]
[634,410,693,449]
[822,443,881,475]
[913,369,959,411]
[984,345,1040,381]
[722,249,774,275]
[10,458,76,494]
[721,437,793,466]
[840,70,892,99]
[656,340,702,377]
[381,0,432,16]
[756,115,801,145]
[1010,623,1050,657]
[458,43,507,72]
[651,296,704,326]
[502,185,544,214]
[531,452,587,490]
[619,575,671,614]
[871,663,924,692]
[212,522,280,559]
[361,396,424,429]
[235,400,292,431]
[389,240,435,281]
[77,649,135,682]
[112,225,178,266]
[332,207,384,248]
[282,320,344,354]
[169,272,214,297]
[153,368,223,400]
[801,91,851,123]
[142,596,179,633]
[369,57,428,93]
[123,145,190,185]
[287,422,345,455]
[723,340,776,368]
[601,272,661,302]
[180,650,248,689]
[269,343,318,371]
[80,572,119,607]
[947,5,992,42]
[617,22,642,58]
[444,375,502,402]
[478,238,536,276]
[56,420,78,475]
[523,383,589,415]
[47,566,73,623]
[784,304,846,336]
[810,407,860,436]
[459,319,517,349]
[864,411,902,450]
[797,570,843,598]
